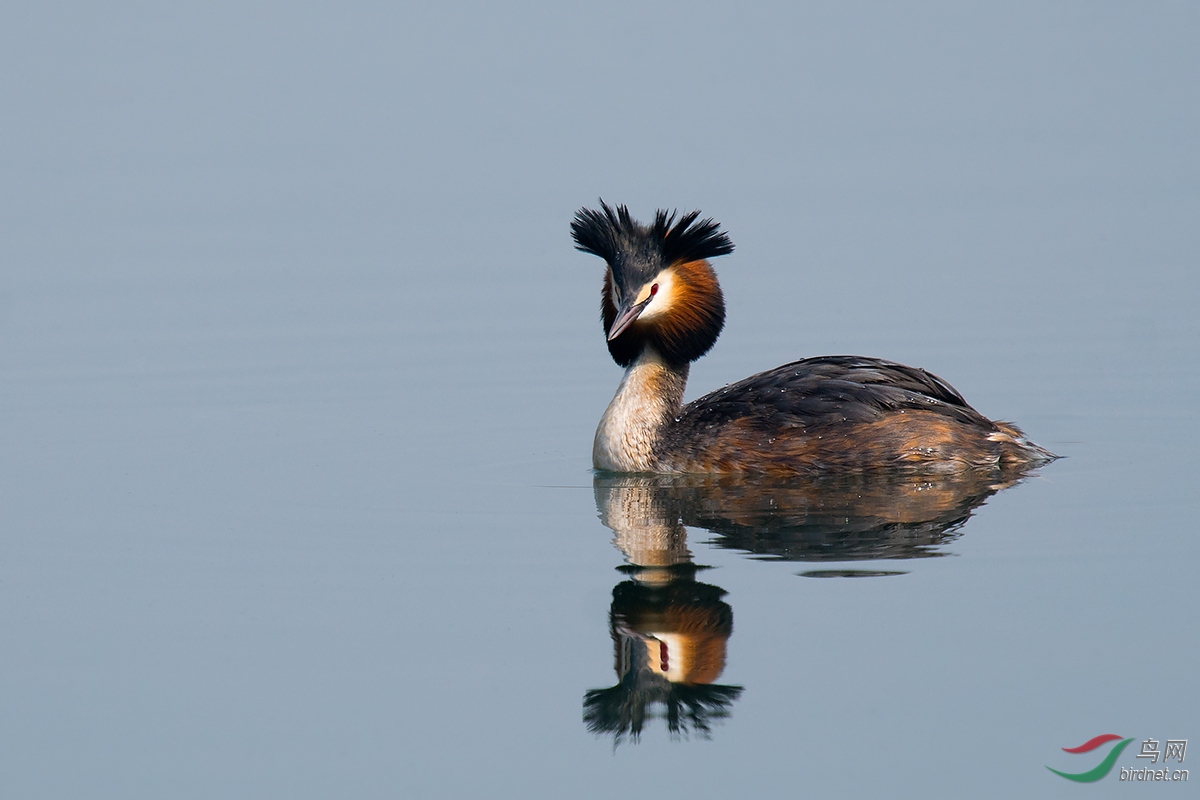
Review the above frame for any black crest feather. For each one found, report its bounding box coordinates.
[572,201,733,290]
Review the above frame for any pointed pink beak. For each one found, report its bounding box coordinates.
[607,296,652,341]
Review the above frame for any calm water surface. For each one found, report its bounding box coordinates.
[2,4,1198,798]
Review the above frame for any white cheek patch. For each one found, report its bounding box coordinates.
[637,270,676,321]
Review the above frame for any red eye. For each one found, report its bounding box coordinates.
[649,283,659,297]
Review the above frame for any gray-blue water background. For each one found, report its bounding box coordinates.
[2,3,1197,798]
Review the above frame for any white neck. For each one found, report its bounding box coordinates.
[593,349,688,472]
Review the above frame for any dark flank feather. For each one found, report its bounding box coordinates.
[657,356,1039,473]
[676,356,980,428]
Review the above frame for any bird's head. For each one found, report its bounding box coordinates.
[571,202,733,367]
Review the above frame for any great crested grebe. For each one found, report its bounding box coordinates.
[571,202,1056,474]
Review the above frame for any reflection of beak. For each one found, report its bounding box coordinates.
[607,296,652,341]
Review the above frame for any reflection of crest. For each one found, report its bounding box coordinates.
[584,567,742,744]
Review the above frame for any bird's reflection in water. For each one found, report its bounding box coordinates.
[584,476,742,744]
[584,468,1038,742]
